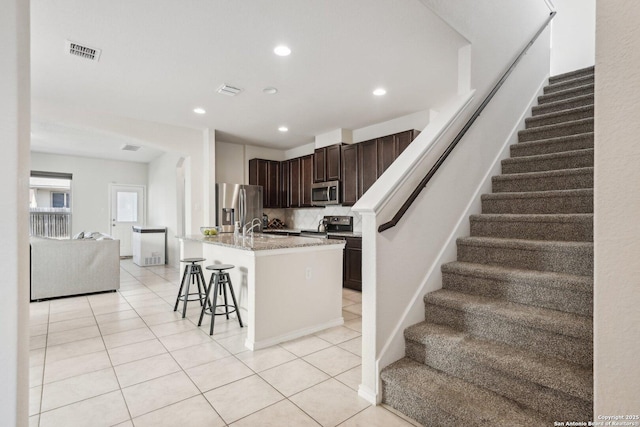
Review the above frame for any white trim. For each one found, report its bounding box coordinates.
[358,384,378,405]
[245,317,344,350]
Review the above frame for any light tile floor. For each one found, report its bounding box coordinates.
[29,259,418,427]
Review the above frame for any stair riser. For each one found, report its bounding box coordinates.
[525,108,593,129]
[518,120,593,142]
[532,96,593,116]
[442,271,593,316]
[423,303,592,367]
[381,381,460,426]
[470,218,593,242]
[457,241,593,275]
[538,85,594,104]
[492,171,593,193]
[549,67,594,85]
[544,76,594,94]
[405,341,592,421]
[502,151,593,174]
[482,193,593,214]
[511,134,593,157]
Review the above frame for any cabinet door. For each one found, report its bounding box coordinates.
[266,161,280,208]
[377,134,396,176]
[300,155,314,207]
[341,144,358,205]
[395,130,413,157]
[358,139,378,198]
[289,158,301,207]
[280,160,290,208]
[313,148,326,183]
[344,237,362,291]
[326,144,341,181]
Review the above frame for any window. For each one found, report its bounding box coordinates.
[29,171,72,239]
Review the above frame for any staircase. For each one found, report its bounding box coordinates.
[381,66,594,425]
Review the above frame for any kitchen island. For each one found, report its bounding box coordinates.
[179,233,345,350]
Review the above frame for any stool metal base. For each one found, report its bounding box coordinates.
[174,261,207,318]
[198,269,243,335]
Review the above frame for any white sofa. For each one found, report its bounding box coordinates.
[30,236,120,300]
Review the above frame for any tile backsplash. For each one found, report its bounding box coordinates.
[263,206,362,232]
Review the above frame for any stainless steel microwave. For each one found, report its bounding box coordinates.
[311,180,340,206]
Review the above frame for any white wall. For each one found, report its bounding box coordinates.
[148,152,182,267]
[352,110,430,144]
[550,0,596,75]
[30,152,148,235]
[0,0,30,425]
[594,0,640,415]
[216,141,245,184]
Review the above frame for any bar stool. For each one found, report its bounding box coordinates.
[198,264,243,335]
[174,258,207,318]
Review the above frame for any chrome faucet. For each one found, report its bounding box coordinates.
[243,217,262,239]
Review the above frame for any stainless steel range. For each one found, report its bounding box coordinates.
[300,216,353,238]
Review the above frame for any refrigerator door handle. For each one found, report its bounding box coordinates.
[239,187,246,228]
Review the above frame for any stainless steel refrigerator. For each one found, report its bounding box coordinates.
[216,183,263,233]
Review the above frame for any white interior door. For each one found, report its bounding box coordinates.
[110,184,145,256]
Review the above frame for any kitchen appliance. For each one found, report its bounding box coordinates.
[216,183,263,233]
[300,215,353,238]
[132,226,166,266]
[311,180,340,206]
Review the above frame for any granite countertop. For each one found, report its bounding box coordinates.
[180,234,344,251]
[263,229,362,238]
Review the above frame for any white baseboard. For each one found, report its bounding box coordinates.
[245,317,344,350]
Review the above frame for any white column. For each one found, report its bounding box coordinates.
[594,0,640,416]
[0,0,30,425]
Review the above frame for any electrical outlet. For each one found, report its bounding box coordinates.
[305,267,312,280]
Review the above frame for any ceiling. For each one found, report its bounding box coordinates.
[30,0,466,159]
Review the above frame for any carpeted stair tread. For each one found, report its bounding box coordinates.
[538,83,594,104]
[501,148,593,174]
[469,213,593,241]
[481,188,593,214]
[423,289,592,341]
[532,94,593,116]
[492,167,593,193]
[442,261,592,294]
[456,236,593,275]
[518,118,593,142]
[543,75,594,94]
[548,66,594,84]
[511,132,593,157]
[441,261,592,316]
[381,358,550,426]
[404,321,592,402]
[525,105,593,129]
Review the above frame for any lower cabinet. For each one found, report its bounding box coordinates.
[328,235,362,291]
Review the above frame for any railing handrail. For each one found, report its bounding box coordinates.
[378,11,556,233]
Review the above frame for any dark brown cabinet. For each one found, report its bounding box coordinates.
[314,144,342,183]
[300,154,314,207]
[377,134,396,176]
[289,158,301,207]
[341,144,358,206]
[280,159,291,208]
[248,159,280,208]
[329,235,362,291]
[358,139,379,199]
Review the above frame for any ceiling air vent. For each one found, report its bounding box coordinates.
[217,84,242,96]
[121,144,141,152]
[65,40,102,61]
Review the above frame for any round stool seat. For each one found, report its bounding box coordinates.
[206,264,234,271]
[181,257,206,263]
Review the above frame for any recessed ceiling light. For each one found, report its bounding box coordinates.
[373,88,387,96]
[263,87,278,95]
[278,126,288,132]
[274,45,291,56]
[193,108,206,114]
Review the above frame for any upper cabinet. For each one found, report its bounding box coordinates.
[248,159,280,208]
[248,129,419,208]
[314,144,342,183]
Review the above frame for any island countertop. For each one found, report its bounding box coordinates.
[179,233,344,251]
